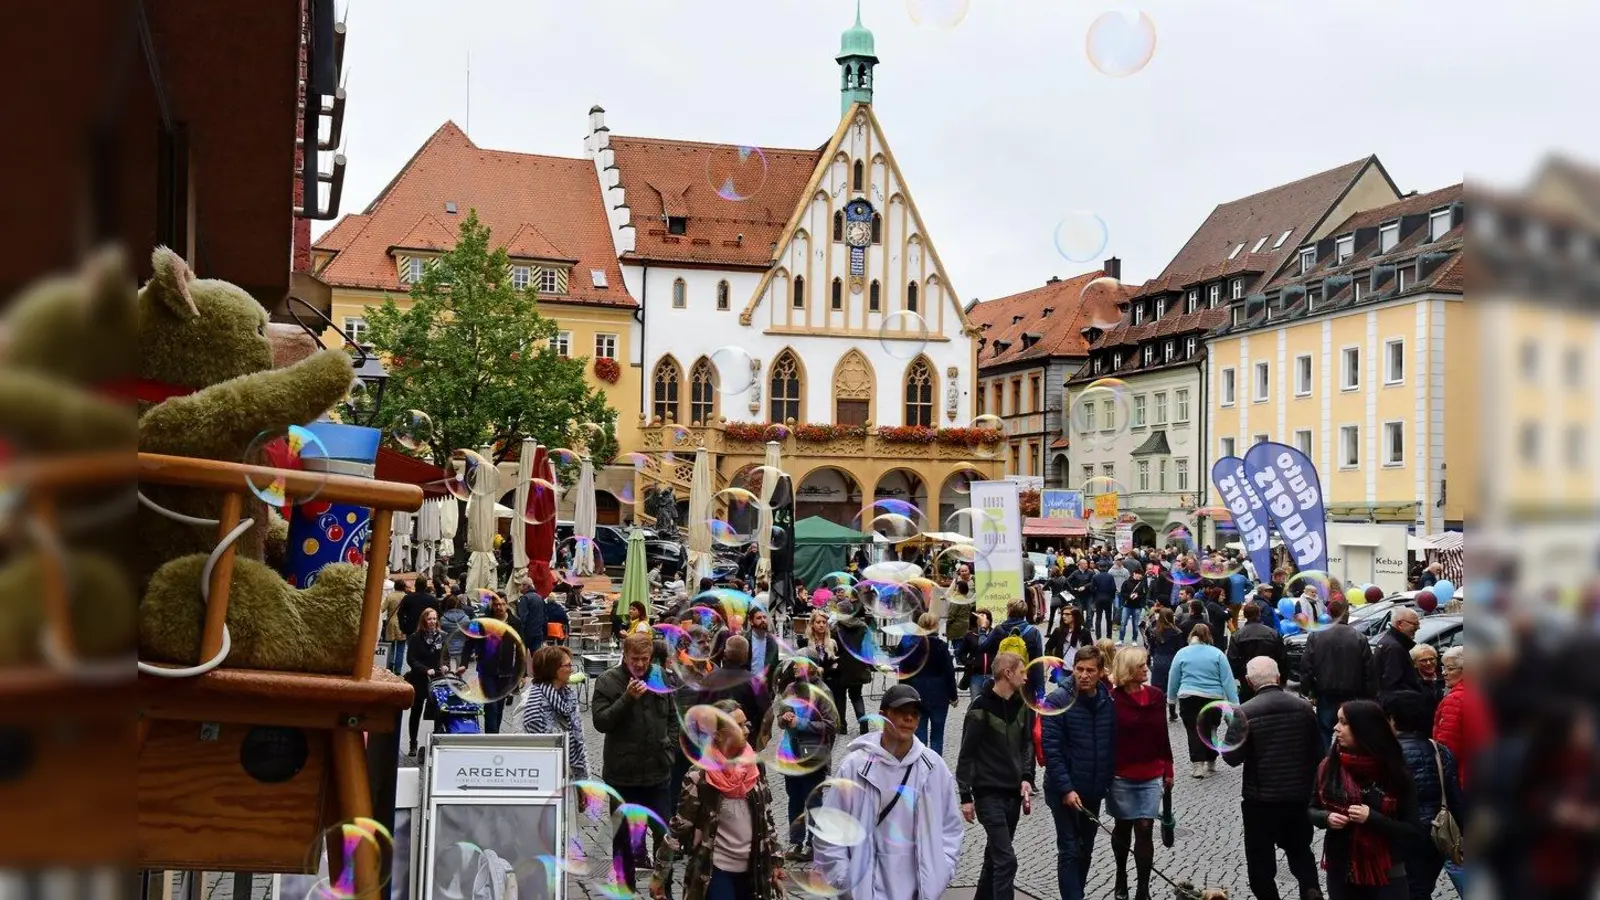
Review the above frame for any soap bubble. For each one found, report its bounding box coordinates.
[1023,656,1078,717]
[945,466,982,496]
[1054,211,1110,263]
[392,410,434,453]
[1086,10,1157,78]
[520,477,560,526]
[1286,570,1336,607]
[705,144,769,202]
[443,618,527,703]
[1079,276,1126,330]
[766,683,840,776]
[765,422,792,441]
[305,817,394,900]
[852,499,928,543]
[945,506,1004,561]
[710,486,764,547]
[445,449,497,502]
[1069,377,1131,447]
[711,345,757,395]
[681,703,755,773]
[805,779,870,848]
[970,413,1005,458]
[616,452,651,506]
[1196,701,1249,753]
[879,310,931,360]
[546,447,581,468]
[905,0,970,29]
[244,424,329,507]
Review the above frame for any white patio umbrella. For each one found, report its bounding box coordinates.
[504,439,535,595]
[387,510,413,573]
[573,455,599,576]
[464,447,504,592]
[438,494,459,564]
[687,447,714,586]
[755,441,781,579]
[415,499,441,574]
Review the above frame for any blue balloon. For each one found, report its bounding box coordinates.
[1318,613,1333,625]
[1433,580,1456,604]
[1279,620,1303,636]
[1278,598,1298,618]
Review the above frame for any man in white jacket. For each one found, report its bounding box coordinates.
[812,684,965,900]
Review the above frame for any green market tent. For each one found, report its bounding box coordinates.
[792,516,869,589]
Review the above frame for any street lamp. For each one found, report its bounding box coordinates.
[285,295,388,427]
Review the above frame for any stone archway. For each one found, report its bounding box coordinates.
[795,466,863,527]
[1133,523,1159,550]
[867,468,930,539]
[936,466,986,535]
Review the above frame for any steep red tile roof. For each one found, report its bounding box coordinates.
[608,135,823,267]
[317,121,634,307]
[967,269,1131,370]
[390,214,458,253]
[314,214,369,253]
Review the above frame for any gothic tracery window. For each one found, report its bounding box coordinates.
[770,351,803,423]
[690,356,717,425]
[652,356,681,422]
[904,357,934,427]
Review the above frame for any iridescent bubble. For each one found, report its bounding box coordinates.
[640,662,674,695]
[945,506,1005,562]
[1054,211,1110,264]
[857,713,889,732]
[244,424,330,507]
[1286,570,1335,608]
[905,0,970,29]
[970,413,1005,458]
[705,145,769,202]
[805,779,870,847]
[1196,701,1249,754]
[1022,656,1077,716]
[945,466,983,496]
[765,423,792,442]
[859,559,923,585]
[1195,551,1246,582]
[520,477,560,526]
[611,804,668,873]
[616,451,651,506]
[766,683,840,777]
[711,486,764,547]
[852,500,929,543]
[1069,377,1131,444]
[680,703,750,773]
[710,346,757,395]
[546,446,582,468]
[435,842,488,900]
[443,618,527,703]
[878,310,931,361]
[557,534,601,577]
[837,611,925,674]
[306,817,394,900]
[392,410,434,453]
[696,587,755,631]
[445,449,497,502]
[1086,10,1157,78]
[1079,275,1126,330]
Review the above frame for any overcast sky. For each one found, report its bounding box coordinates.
[324,0,1599,298]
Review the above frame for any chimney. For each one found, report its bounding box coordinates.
[1046,275,1062,285]
[1103,256,1122,280]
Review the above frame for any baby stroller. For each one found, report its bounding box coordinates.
[430,676,484,736]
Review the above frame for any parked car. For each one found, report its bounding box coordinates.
[555,522,687,578]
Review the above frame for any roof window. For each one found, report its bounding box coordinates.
[590,269,608,288]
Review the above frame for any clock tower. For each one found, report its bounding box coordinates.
[837,0,878,117]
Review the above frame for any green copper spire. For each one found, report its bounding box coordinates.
[836,0,879,116]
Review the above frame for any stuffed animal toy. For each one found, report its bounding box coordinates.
[136,247,366,674]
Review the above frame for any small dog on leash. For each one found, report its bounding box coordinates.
[1173,883,1229,900]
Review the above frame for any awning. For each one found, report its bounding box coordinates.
[375,447,452,498]
[1024,517,1088,537]
[1424,531,1464,551]
[1130,430,1171,456]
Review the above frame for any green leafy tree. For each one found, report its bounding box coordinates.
[360,211,618,472]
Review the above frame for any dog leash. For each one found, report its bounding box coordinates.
[1084,811,1208,898]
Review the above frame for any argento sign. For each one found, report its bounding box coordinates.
[431,747,564,794]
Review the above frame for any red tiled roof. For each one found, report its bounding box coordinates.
[608,135,823,267]
[1327,183,1463,235]
[390,213,458,253]
[317,121,635,307]
[314,214,369,253]
[967,269,1131,370]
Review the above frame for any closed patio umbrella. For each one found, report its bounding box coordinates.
[524,445,557,596]
[616,526,649,628]
[388,510,413,573]
[755,441,781,580]
[415,499,441,574]
[438,493,460,569]
[504,439,535,596]
[687,447,714,586]
[574,455,599,576]
[464,447,503,592]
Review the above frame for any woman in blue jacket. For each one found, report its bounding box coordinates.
[1166,623,1239,778]
[897,612,959,753]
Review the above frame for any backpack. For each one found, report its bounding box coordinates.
[998,623,1034,665]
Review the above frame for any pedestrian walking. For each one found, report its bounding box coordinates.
[1144,608,1184,724]
[593,632,681,895]
[1301,599,1375,749]
[1107,648,1173,900]
[899,612,958,754]
[519,645,589,780]
[1116,568,1149,645]
[981,600,1044,700]
[832,602,872,733]
[1041,646,1117,900]
[756,658,839,861]
[1372,608,1423,706]
[404,607,451,757]
[1384,691,1465,900]
[957,652,1036,900]
[812,684,964,900]
[1432,646,1489,789]
[514,578,547,652]
[1167,623,1239,778]
[382,579,407,675]
[1311,699,1426,900]
[396,577,439,640]
[462,592,523,735]
[1228,603,1286,702]
[1045,606,1092,659]
[1222,657,1325,900]
[959,609,995,698]
[1090,563,1118,640]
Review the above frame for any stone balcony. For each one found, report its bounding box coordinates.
[634,417,1008,466]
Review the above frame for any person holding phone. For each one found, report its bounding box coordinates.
[1311,699,1425,899]
[593,632,681,896]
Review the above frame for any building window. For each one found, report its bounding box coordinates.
[1221,368,1236,406]
[1254,362,1270,401]
[1231,279,1244,300]
[1113,352,1123,370]
[1158,458,1169,491]
[975,389,985,416]
[1136,460,1150,491]
[1255,433,1270,445]
[717,280,731,310]
[652,356,682,422]
[1379,222,1399,253]
[1294,429,1313,456]
[1186,289,1198,313]
[1341,347,1360,391]
[1521,422,1540,464]
[1384,339,1404,384]
[1220,436,1236,459]
[1176,389,1190,422]
[903,358,935,426]
[792,275,806,309]
[1176,459,1190,491]
[1335,235,1354,262]
[1164,341,1175,363]
[906,281,919,312]
[1154,392,1168,425]
[1566,347,1584,388]
[690,357,717,424]
[1228,242,1245,260]
[1295,354,1313,396]
[769,351,803,423]
[1185,336,1197,357]
[1029,375,1041,411]
[837,398,869,426]
[871,213,882,244]
[1156,298,1167,319]
[852,160,864,191]
[992,383,1002,415]
[539,267,561,294]
[869,280,881,311]
[1011,379,1023,414]
[666,216,688,235]
[1353,278,1365,302]
[595,333,618,360]
[511,265,532,291]
[552,331,572,358]
[1429,208,1452,241]
[1082,464,1094,484]
[1101,400,1115,431]
[831,278,844,310]
[1142,346,1154,366]
[1340,425,1360,468]
[672,278,687,308]
[1133,304,1144,326]
[402,256,425,285]
[1299,247,1316,274]
[1383,421,1404,466]
[343,317,368,346]
[832,211,843,242]
[1521,340,1539,380]
[1396,266,1412,292]
[1273,229,1293,249]
[1102,462,1115,479]
[1569,425,1585,470]
[1209,284,1221,306]
[1132,395,1147,427]
[1081,400,1095,429]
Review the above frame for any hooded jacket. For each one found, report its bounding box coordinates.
[813,732,964,900]
[1041,681,1116,801]
[956,683,1036,802]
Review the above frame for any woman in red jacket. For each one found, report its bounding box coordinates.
[1434,646,1491,787]
[1108,647,1174,900]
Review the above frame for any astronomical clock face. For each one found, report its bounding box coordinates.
[845,220,872,247]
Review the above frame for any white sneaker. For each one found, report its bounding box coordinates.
[1191,762,1205,779]
[1206,759,1217,775]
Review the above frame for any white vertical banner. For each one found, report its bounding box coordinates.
[1115,524,1134,554]
[969,480,1025,617]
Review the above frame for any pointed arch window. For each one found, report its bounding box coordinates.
[904,357,935,427]
[716,280,730,310]
[690,357,717,425]
[869,279,881,312]
[792,275,806,309]
[672,278,687,309]
[652,356,682,423]
[871,213,882,245]
[831,277,844,310]
[853,160,864,192]
[906,281,919,313]
[832,211,843,242]
[770,352,803,423]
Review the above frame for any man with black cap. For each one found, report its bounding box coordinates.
[814,683,964,900]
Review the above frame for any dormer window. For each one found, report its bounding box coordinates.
[667,216,688,235]
[1133,303,1145,326]
[1525,222,1547,253]
[1092,357,1103,375]
[1186,289,1198,313]
[1397,266,1413,292]
[1429,208,1452,242]
[402,256,425,285]
[1306,283,1320,311]
[1208,283,1221,306]
[1164,341,1175,363]
[1231,279,1244,300]
[1156,298,1167,319]
[1042,306,1054,318]
[1379,222,1399,253]
[539,267,562,294]
[1228,242,1245,260]
[1113,351,1123,369]
[1185,336,1197,357]
[1142,346,1154,366]
[1299,247,1317,274]
[511,265,532,291]
[1335,235,1354,262]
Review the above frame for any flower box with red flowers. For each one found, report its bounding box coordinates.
[593,357,621,384]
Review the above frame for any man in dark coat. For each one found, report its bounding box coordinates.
[1300,598,1375,747]
[513,578,547,652]
[1065,560,1095,610]
[1372,606,1424,705]
[1040,646,1116,900]
[957,652,1037,900]
[1228,603,1285,700]
[1223,657,1325,900]
[396,577,438,638]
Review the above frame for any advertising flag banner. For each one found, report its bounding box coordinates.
[1041,490,1084,520]
[1210,455,1276,584]
[1092,492,1119,521]
[1242,441,1329,582]
[969,480,1025,615]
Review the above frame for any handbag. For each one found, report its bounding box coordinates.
[1160,782,1176,848]
[1429,740,1464,864]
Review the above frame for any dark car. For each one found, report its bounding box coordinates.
[1283,596,1417,683]
[555,522,686,578]
[1371,613,1465,653]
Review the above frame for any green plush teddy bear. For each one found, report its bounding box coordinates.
[136,247,368,674]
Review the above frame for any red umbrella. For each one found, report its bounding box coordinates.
[525,444,557,595]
